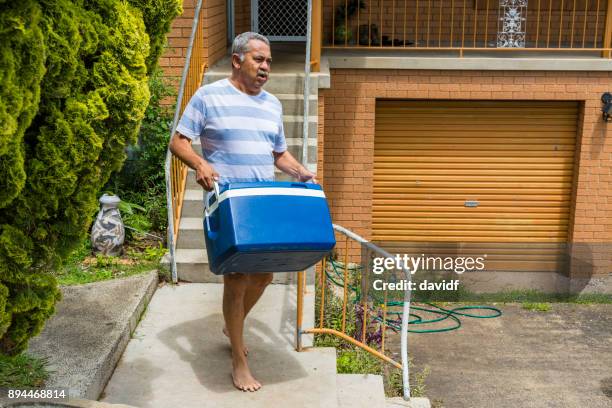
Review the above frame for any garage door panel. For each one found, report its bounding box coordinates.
[373,100,578,272]
[373,193,570,201]
[375,150,576,157]
[375,156,575,164]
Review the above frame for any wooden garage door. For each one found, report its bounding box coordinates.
[373,100,578,271]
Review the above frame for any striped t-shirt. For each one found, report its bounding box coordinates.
[176,78,287,185]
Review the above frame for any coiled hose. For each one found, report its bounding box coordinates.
[324,257,502,334]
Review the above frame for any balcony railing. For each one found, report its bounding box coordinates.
[319,0,612,57]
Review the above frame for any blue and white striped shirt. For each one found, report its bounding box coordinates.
[176,78,287,185]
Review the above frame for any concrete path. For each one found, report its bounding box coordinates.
[387,303,612,408]
[100,283,339,408]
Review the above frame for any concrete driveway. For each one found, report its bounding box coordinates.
[388,303,612,408]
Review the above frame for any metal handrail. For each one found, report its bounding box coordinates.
[302,0,313,167]
[297,223,413,400]
[165,0,205,283]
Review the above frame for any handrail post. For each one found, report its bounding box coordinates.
[603,0,612,58]
[311,0,322,71]
[296,270,305,351]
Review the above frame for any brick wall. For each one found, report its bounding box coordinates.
[234,0,251,35]
[159,0,227,105]
[321,69,612,277]
[203,0,228,65]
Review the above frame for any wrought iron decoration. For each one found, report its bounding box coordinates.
[497,0,528,48]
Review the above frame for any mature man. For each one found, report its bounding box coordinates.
[169,32,316,392]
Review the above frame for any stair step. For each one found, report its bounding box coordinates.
[175,247,317,285]
[337,374,386,408]
[177,217,205,249]
[283,120,318,140]
[181,189,204,218]
[175,248,220,283]
[277,94,318,116]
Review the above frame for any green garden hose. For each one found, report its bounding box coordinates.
[324,257,502,334]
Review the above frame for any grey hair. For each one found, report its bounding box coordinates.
[231,32,270,62]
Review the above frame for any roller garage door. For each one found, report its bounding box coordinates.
[373,100,578,272]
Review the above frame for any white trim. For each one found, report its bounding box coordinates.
[327,55,612,71]
[206,187,325,215]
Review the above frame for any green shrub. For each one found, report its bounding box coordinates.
[0,0,180,355]
[105,67,175,235]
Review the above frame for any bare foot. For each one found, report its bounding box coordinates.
[223,326,248,356]
[232,354,261,392]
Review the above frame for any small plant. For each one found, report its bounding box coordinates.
[117,199,153,237]
[95,254,118,268]
[0,353,50,388]
[522,302,552,312]
[337,348,382,374]
[128,243,167,262]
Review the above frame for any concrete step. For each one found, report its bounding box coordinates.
[337,374,386,408]
[283,119,318,141]
[175,248,219,283]
[277,93,318,116]
[177,217,205,249]
[101,283,332,408]
[181,188,204,218]
[175,247,317,285]
[204,71,320,94]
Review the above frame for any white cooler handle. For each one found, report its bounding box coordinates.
[204,181,220,217]
[204,181,220,239]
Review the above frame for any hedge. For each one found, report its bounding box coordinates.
[0,0,181,355]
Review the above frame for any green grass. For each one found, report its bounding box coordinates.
[0,353,50,388]
[522,302,552,312]
[54,239,166,286]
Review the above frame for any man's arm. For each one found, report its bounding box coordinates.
[169,132,219,191]
[273,150,318,184]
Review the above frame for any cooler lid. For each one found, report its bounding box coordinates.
[207,182,326,215]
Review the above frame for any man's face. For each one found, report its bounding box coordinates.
[234,40,272,92]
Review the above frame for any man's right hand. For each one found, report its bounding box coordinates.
[195,161,220,191]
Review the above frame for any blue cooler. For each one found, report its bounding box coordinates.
[204,181,336,275]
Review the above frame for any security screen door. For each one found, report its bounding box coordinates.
[251,0,307,41]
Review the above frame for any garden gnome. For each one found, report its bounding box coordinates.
[91,194,125,256]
